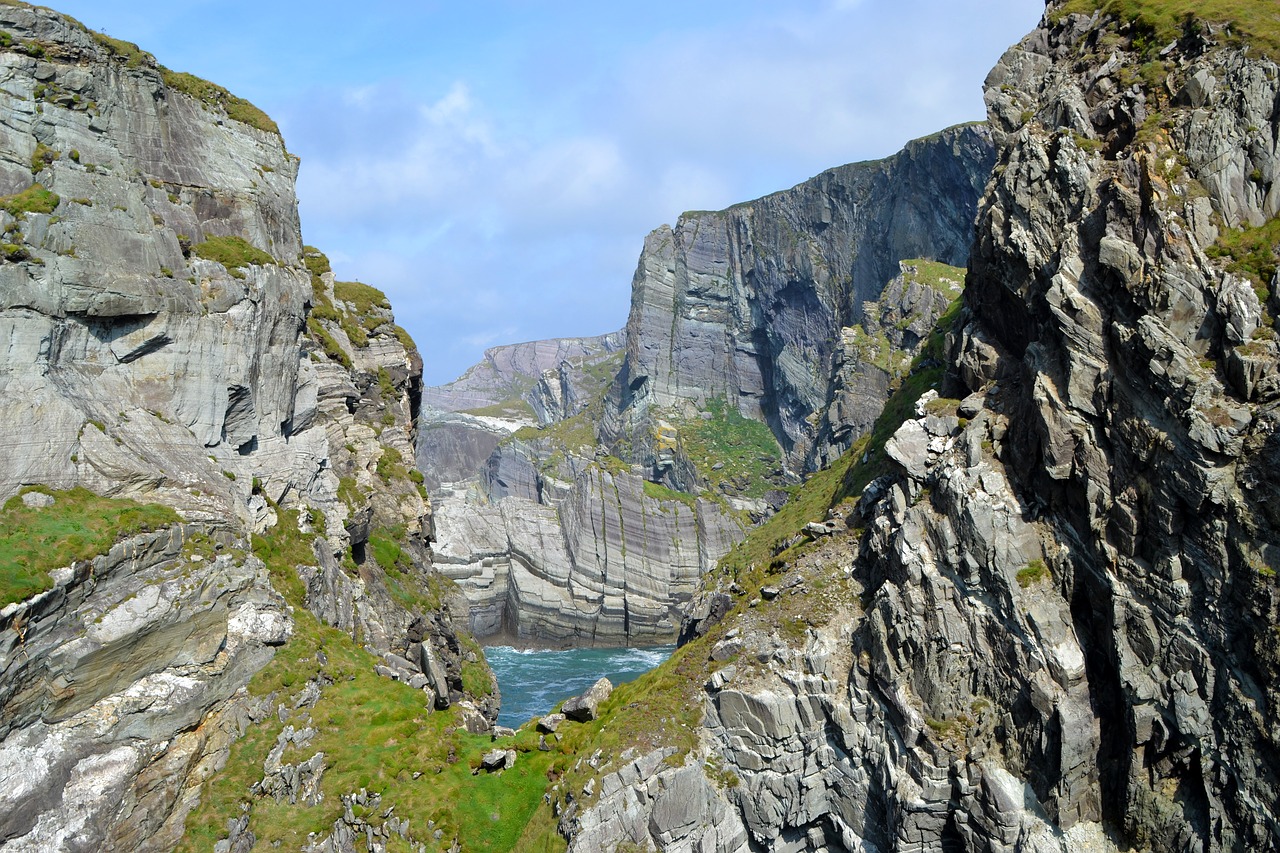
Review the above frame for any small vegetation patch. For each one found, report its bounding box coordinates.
[29,143,58,175]
[1017,559,1049,588]
[0,183,58,217]
[334,280,391,315]
[159,68,280,135]
[192,235,275,278]
[375,446,409,483]
[677,397,783,499]
[1053,0,1280,61]
[642,479,698,508]
[0,487,180,606]
[1205,216,1280,302]
[900,258,965,294]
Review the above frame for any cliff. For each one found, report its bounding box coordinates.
[541,2,1280,851]
[604,123,996,480]
[425,129,994,647]
[0,6,492,851]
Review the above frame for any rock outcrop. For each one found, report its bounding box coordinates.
[421,332,623,415]
[603,123,996,478]
[425,129,994,646]
[432,443,744,645]
[557,3,1280,851]
[0,6,489,851]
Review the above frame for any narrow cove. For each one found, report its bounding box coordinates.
[485,644,677,728]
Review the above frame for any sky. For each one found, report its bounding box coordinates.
[51,0,1044,385]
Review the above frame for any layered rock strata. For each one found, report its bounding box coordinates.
[562,3,1280,850]
[603,124,996,477]
[0,7,488,850]
[425,133,991,646]
[432,444,743,645]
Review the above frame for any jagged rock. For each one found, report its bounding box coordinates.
[603,127,994,476]
[537,713,566,734]
[0,6,486,850]
[421,333,623,414]
[432,462,744,645]
[481,749,516,772]
[566,4,1280,851]
[562,677,612,723]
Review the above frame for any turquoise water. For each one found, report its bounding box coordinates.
[485,644,676,728]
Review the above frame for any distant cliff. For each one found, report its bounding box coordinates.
[421,126,993,647]
[604,123,996,479]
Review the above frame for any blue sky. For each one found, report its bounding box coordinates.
[52,1,1043,384]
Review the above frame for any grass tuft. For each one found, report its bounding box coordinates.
[0,487,180,606]
[0,183,58,217]
[192,235,275,279]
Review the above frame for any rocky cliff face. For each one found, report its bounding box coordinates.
[604,124,996,479]
[423,338,747,646]
[556,3,1280,851]
[0,7,490,851]
[425,130,993,647]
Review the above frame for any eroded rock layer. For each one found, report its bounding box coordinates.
[0,7,487,850]
[562,4,1280,851]
[604,124,996,476]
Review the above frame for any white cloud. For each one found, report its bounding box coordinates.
[285,0,1043,383]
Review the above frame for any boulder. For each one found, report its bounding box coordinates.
[562,678,613,723]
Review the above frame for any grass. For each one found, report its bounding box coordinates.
[900,258,966,294]
[0,183,58,217]
[29,142,58,175]
[642,479,698,508]
[1017,559,1049,588]
[192,235,275,278]
[1205,216,1280,301]
[0,487,180,607]
[334,280,392,315]
[676,397,783,499]
[159,68,280,136]
[182,509,550,853]
[307,317,352,368]
[463,398,538,420]
[513,407,598,451]
[303,249,399,351]
[1053,0,1280,60]
[375,446,409,483]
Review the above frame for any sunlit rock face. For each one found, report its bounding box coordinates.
[565,4,1280,850]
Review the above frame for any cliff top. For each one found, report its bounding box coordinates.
[1053,0,1280,59]
[0,0,280,137]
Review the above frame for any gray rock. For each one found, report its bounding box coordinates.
[563,677,612,722]
[537,713,566,734]
[19,491,54,509]
[480,749,516,772]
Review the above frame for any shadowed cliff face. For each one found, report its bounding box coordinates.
[554,4,1280,851]
[605,124,996,477]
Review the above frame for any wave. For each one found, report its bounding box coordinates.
[485,643,677,727]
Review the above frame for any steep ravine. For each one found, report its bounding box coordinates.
[423,122,993,646]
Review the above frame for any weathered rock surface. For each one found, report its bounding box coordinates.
[603,124,995,476]
[424,134,990,646]
[562,677,612,722]
[432,449,743,645]
[421,332,623,414]
[0,7,488,850]
[0,5,308,525]
[563,4,1280,851]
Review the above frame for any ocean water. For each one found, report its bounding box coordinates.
[485,644,676,729]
